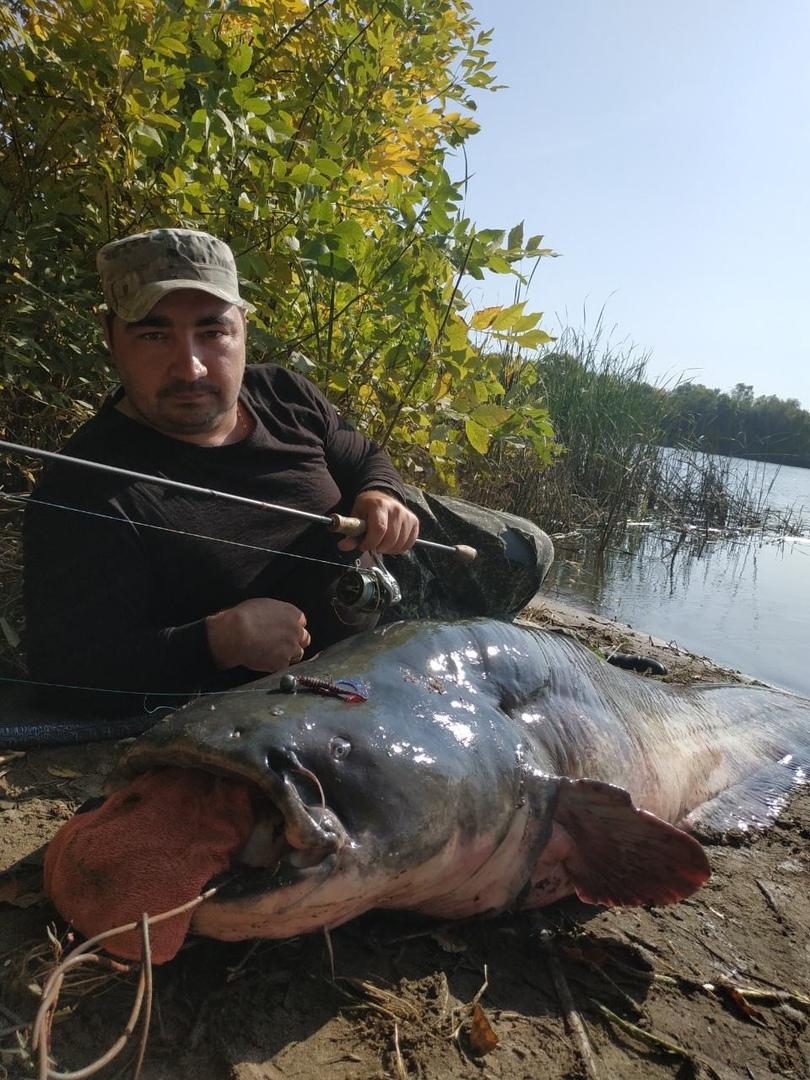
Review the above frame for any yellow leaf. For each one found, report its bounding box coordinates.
[464,419,490,455]
[470,306,501,331]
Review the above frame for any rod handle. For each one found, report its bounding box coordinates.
[452,544,478,563]
[328,513,367,537]
[328,515,478,563]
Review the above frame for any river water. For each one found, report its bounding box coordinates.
[539,455,810,696]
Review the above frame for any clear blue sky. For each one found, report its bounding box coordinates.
[461,1,810,407]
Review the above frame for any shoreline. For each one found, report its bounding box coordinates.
[522,595,762,686]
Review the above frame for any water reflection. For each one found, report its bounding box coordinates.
[542,524,810,698]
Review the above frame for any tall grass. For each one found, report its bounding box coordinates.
[463,322,670,547]
[647,446,806,536]
[462,321,797,545]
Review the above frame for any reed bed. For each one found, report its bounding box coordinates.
[644,448,799,535]
[462,323,801,545]
[463,324,670,546]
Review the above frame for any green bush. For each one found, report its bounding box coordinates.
[0,0,557,488]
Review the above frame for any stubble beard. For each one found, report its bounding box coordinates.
[138,382,233,436]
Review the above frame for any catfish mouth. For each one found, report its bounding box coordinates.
[106,747,349,901]
[223,778,348,900]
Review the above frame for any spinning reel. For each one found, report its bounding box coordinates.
[334,553,402,614]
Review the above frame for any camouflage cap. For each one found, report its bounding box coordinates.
[96,228,254,321]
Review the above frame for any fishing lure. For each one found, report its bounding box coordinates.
[278,673,369,703]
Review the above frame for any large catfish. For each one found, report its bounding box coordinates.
[72,617,810,952]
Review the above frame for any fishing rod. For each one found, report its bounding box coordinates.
[0,438,478,562]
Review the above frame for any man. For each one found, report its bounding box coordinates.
[23,228,421,716]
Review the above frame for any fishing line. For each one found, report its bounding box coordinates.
[0,672,310,700]
[0,493,384,701]
[0,492,351,573]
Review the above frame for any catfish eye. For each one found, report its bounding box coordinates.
[329,737,351,761]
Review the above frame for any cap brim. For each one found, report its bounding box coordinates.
[111,280,255,322]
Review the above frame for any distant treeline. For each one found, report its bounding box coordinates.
[533,348,810,471]
[650,381,810,468]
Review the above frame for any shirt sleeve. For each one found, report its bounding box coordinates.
[285,370,407,504]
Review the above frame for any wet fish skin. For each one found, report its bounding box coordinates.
[104,618,810,944]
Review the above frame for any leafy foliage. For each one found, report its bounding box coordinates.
[0,0,557,487]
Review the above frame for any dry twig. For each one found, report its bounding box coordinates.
[31,887,216,1080]
[540,936,604,1080]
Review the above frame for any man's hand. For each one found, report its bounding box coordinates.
[206,598,311,672]
[336,490,419,554]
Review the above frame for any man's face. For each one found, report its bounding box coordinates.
[103,289,247,442]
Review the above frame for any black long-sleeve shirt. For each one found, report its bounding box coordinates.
[23,364,406,715]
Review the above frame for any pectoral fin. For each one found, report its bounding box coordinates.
[528,777,711,909]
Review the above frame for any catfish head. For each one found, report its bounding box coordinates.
[103,621,555,942]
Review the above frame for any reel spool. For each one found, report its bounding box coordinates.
[334,554,402,614]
